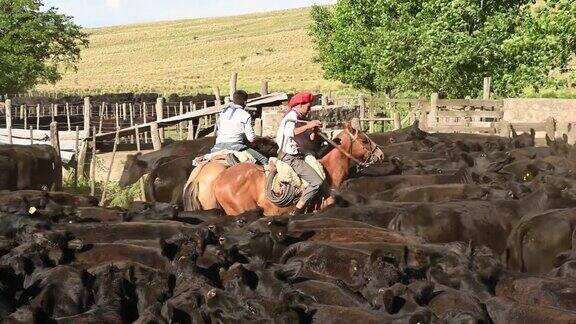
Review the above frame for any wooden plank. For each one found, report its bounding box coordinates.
[430,125,496,133]
[509,123,547,132]
[360,118,394,122]
[437,99,502,109]
[436,111,503,118]
[93,105,221,141]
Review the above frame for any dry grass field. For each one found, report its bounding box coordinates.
[37,7,348,96]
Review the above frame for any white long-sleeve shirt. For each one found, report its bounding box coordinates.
[276,110,299,155]
[215,104,255,144]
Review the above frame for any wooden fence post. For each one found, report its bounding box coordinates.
[150,122,162,150]
[260,81,269,96]
[351,117,361,130]
[143,102,148,143]
[229,71,238,99]
[74,126,79,188]
[50,104,55,123]
[499,121,511,138]
[155,97,164,141]
[90,127,97,196]
[179,101,184,140]
[100,130,119,206]
[393,112,402,130]
[545,117,556,140]
[122,103,127,120]
[254,118,263,136]
[5,99,12,144]
[321,94,328,108]
[135,126,146,200]
[358,95,366,131]
[430,93,439,128]
[213,87,222,106]
[36,104,40,130]
[50,122,62,191]
[83,97,91,132]
[187,121,195,140]
[29,126,33,145]
[23,105,27,130]
[483,77,492,100]
[66,103,71,131]
[129,103,134,143]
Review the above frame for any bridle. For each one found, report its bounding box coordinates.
[317,128,382,170]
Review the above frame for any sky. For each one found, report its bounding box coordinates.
[42,0,337,28]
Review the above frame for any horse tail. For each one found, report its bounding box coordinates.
[182,164,205,211]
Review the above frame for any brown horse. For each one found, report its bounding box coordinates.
[183,123,383,216]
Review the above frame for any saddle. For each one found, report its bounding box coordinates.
[192,150,256,167]
[265,156,326,207]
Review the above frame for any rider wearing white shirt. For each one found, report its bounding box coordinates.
[211,90,268,165]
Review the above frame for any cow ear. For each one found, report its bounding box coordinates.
[160,239,179,261]
[545,134,553,147]
[81,269,96,288]
[511,126,518,138]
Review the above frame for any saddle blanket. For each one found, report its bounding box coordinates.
[267,156,326,194]
[192,150,256,166]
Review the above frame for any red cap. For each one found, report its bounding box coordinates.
[288,92,314,108]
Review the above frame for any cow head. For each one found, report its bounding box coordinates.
[511,127,536,149]
[119,153,147,187]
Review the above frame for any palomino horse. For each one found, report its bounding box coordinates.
[183,122,383,216]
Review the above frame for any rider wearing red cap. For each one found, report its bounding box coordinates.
[276,92,324,215]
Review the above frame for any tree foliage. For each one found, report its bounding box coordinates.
[0,0,88,93]
[310,0,576,97]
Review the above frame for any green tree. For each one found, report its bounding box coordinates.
[310,0,576,97]
[0,0,88,94]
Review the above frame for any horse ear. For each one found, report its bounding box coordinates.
[530,128,536,139]
[511,126,518,138]
[563,133,569,143]
[342,121,352,131]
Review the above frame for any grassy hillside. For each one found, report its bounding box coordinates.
[37,7,348,95]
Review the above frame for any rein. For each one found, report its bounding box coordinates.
[316,130,369,167]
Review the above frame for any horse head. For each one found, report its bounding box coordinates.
[339,122,384,165]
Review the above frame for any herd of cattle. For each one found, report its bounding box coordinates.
[1,121,576,323]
